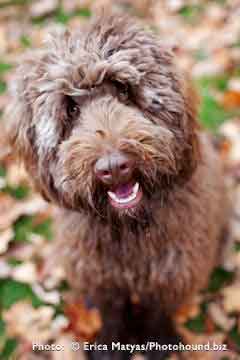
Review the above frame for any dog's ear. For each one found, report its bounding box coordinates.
[6,74,31,155]
[5,29,72,166]
[179,74,201,182]
[5,63,37,173]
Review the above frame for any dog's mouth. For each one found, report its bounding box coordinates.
[107,181,143,209]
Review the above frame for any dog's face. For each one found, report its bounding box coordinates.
[6,14,199,222]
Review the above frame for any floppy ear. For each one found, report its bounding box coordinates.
[178,73,201,183]
[6,77,32,159]
[5,28,73,165]
[5,54,42,176]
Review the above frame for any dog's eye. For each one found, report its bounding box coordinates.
[112,80,129,101]
[66,97,80,119]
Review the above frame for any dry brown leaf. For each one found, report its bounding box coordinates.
[0,193,17,229]
[51,315,69,334]
[3,301,54,343]
[208,303,236,331]
[0,195,48,230]
[220,121,240,165]
[0,93,10,111]
[222,90,240,110]
[6,163,28,187]
[175,297,201,324]
[205,316,216,335]
[64,301,102,341]
[7,242,42,262]
[62,0,92,13]
[222,284,240,313]
[0,227,14,254]
[12,262,38,284]
[0,26,7,54]
[30,0,58,18]
[0,259,11,278]
[229,79,240,92]
[32,283,60,305]
[42,265,66,289]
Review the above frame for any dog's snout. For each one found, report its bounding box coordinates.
[94,151,134,185]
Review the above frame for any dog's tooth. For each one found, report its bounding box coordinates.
[108,183,139,204]
[107,191,118,201]
[133,182,139,195]
[118,192,137,204]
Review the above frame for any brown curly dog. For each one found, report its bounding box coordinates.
[6,11,228,360]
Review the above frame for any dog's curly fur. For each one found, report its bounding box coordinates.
[6,12,228,359]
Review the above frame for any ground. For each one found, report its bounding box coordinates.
[0,1,240,359]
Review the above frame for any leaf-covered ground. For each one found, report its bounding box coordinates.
[0,1,240,359]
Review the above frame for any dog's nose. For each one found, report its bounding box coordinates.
[94,151,134,185]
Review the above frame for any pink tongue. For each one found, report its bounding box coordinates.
[114,183,133,198]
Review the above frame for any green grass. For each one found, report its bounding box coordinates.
[55,8,71,24]
[20,35,32,48]
[55,7,91,24]
[3,185,30,200]
[194,49,209,61]
[0,279,43,309]
[208,267,234,293]
[75,8,91,18]
[33,218,53,240]
[199,89,230,130]
[0,81,7,94]
[7,258,23,267]
[179,5,203,23]
[234,243,240,252]
[13,215,53,243]
[0,317,17,359]
[0,63,12,75]
[195,75,240,130]
[0,338,18,359]
[185,312,206,333]
[0,0,29,8]
[229,326,240,350]
[32,7,91,25]
[197,75,229,92]
[13,215,34,243]
[0,166,6,178]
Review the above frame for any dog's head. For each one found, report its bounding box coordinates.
[6,13,200,222]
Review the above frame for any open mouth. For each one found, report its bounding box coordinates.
[107,181,142,209]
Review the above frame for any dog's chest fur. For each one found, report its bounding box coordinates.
[56,148,225,308]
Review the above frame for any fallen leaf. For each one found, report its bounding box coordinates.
[6,163,28,187]
[12,262,38,284]
[175,300,201,324]
[65,301,102,341]
[208,302,236,331]
[51,315,69,335]
[30,0,58,18]
[3,301,54,343]
[222,90,240,110]
[0,259,12,278]
[0,26,7,54]
[0,227,14,254]
[229,79,240,92]
[222,284,240,313]
[205,316,216,335]
[0,195,48,230]
[32,283,60,305]
[220,121,240,165]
